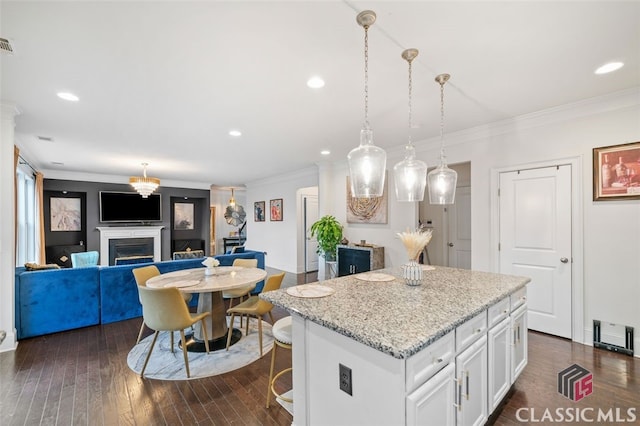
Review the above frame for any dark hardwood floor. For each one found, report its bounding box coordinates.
[2,269,638,425]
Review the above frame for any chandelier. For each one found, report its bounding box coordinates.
[129,163,160,198]
[347,10,387,199]
[393,48,427,202]
[427,74,457,204]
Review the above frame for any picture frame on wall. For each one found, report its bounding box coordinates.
[254,201,265,222]
[50,197,82,231]
[174,202,195,230]
[593,141,640,201]
[270,198,283,221]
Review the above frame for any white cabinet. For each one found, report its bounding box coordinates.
[407,363,456,425]
[511,303,528,382]
[455,335,488,426]
[488,316,511,411]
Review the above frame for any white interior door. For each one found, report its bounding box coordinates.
[447,186,471,269]
[499,165,572,338]
[304,196,319,272]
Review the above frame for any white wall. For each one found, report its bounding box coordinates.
[1,105,19,352]
[434,89,639,347]
[245,167,318,273]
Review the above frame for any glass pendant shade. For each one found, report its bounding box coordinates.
[393,47,425,202]
[427,73,457,205]
[427,162,457,204]
[348,10,386,199]
[394,144,427,201]
[348,125,387,198]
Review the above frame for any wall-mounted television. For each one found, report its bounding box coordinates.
[99,191,162,223]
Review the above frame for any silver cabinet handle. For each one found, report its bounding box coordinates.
[560,257,569,263]
[465,371,470,400]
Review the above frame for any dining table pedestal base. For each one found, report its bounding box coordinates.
[183,327,242,352]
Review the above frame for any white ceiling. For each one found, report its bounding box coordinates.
[2,1,639,188]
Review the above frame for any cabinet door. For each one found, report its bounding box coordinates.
[488,316,511,412]
[352,250,370,273]
[456,335,488,426]
[337,248,371,276]
[407,363,456,426]
[511,304,528,382]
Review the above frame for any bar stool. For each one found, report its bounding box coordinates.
[267,316,293,408]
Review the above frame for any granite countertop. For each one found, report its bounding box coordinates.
[261,266,530,359]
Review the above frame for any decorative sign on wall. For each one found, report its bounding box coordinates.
[346,173,388,224]
[174,202,195,230]
[50,197,81,231]
[593,141,640,201]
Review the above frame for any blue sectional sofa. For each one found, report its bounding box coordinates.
[14,250,265,339]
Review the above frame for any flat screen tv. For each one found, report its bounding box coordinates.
[99,191,162,223]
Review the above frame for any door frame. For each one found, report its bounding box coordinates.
[490,156,584,344]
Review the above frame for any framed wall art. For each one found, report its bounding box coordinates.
[50,197,82,231]
[174,202,195,230]
[254,201,265,222]
[270,198,283,221]
[346,173,388,224]
[593,141,640,201]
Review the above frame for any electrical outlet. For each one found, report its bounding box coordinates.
[339,363,352,396]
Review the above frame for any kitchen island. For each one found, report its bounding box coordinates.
[261,265,530,426]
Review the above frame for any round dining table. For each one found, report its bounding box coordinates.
[146,266,267,352]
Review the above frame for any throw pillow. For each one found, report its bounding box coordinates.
[24,262,61,271]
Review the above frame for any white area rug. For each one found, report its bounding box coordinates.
[127,317,273,380]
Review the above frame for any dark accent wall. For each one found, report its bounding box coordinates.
[44,179,210,261]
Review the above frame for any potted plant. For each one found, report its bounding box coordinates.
[310,215,343,262]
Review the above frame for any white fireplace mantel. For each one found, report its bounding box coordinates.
[96,226,164,266]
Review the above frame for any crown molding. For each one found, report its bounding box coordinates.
[40,169,212,190]
[245,166,318,189]
[412,87,640,153]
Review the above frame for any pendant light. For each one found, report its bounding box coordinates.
[129,163,160,198]
[393,48,427,202]
[427,73,457,204]
[347,10,387,199]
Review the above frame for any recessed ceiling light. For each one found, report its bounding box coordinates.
[229,130,242,137]
[595,62,624,75]
[57,92,79,102]
[321,150,331,155]
[307,76,325,89]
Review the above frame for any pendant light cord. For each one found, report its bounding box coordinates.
[439,80,446,163]
[407,57,413,146]
[363,25,370,128]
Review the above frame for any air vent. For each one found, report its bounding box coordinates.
[37,135,54,142]
[0,37,14,54]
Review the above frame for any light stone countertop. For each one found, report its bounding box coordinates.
[261,266,530,359]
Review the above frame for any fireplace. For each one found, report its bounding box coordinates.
[109,238,154,265]
[96,226,164,266]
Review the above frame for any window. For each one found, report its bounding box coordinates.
[16,165,36,265]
